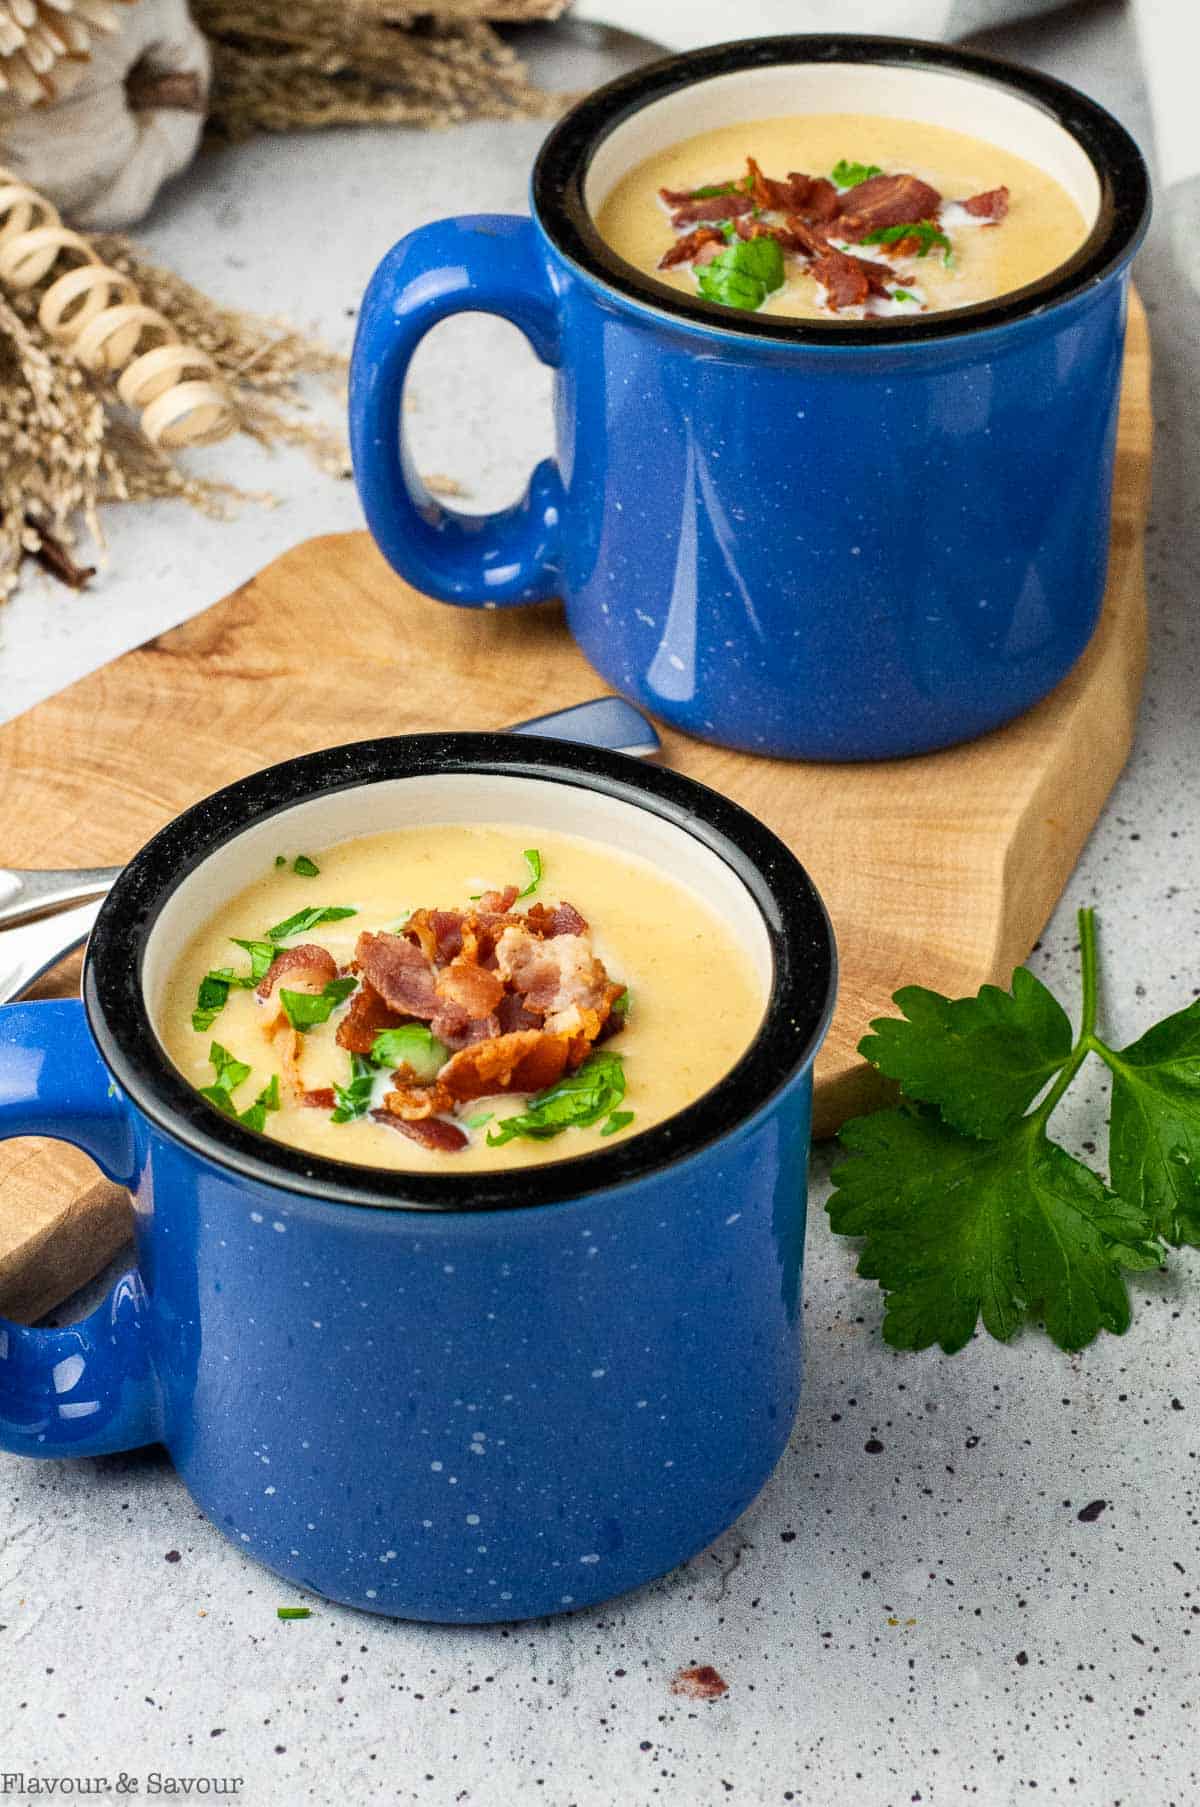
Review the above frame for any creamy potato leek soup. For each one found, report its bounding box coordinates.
[159,824,767,1173]
[596,115,1088,321]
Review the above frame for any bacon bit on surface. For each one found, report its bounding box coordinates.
[964,184,1010,222]
[476,884,520,914]
[382,1080,455,1120]
[658,225,726,270]
[436,955,506,1020]
[788,172,840,222]
[669,1664,729,1701]
[667,190,754,228]
[834,172,942,239]
[356,931,442,1019]
[370,1109,468,1153]
[493,925,614,1022]
[336,978,403,1054]
[257,944,338,1002]
[439,1029,573,1103]
[523,901,588,939]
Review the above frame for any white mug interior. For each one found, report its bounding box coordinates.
[583,60,1102,227]
[141,771,774,1045]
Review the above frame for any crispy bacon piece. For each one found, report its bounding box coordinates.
[382,1080,454,1120]
[301,1087,336,1111]
[523,900,588,939]
[492,925,614,1022]
[403,907,465,963]
[788,173,840,222]
[496,990,542,1035]
[667,190,753,228]
[336,978,403,1054]
[439,1029,572,1103]
[963,185,1009,222]
[257,943,338,1002]
[786,216,831,259]
[477,885,519,914]
[745,156,793,213]
[355,931,439,1018]
[436,955,505,1020]
[733,216,804,253]
[804,239,899,310]
[371,1109,467,1153]
[835,173,942,240]
[658,225,724,270]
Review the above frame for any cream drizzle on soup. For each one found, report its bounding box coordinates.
[158,824,767,1173]
[595,114,1088,320]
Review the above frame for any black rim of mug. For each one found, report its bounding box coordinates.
[532,33,1151,346]
[84,735,837,1214]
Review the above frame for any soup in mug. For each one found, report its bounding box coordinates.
[596,114,1088,320]
[159,824,766,1173]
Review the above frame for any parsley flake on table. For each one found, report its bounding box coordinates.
[828,909,1179,1354]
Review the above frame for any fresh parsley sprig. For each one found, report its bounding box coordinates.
[827,909,1187,1355]
[694,235,785,312]
[279,976,358,1033]
[831,159,883,189]
[487,1051,630,1147]
[859,220,953,264]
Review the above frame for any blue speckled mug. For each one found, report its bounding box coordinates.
[350,35,1149,760]
[0,736,835,1622]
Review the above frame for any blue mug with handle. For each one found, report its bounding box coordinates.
[0,736,835,1622]
[349,35,1149,761]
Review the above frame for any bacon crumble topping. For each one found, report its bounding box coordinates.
[656,157,1011,315]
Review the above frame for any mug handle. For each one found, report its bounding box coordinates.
[0,999,160,1458]
[349,213,564,607]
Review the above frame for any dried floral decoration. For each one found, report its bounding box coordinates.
[0,0,135,106]
[0,227,348,601]
[193,0,566,140]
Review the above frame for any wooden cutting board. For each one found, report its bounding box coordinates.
[0,295,1151,1324]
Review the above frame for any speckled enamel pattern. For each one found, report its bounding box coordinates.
[0,737,835,1623]
[349,37,1150,761]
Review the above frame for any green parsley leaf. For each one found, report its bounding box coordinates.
[829,1107,1160,1354]
[230,938,276,983]
[687,181,738,199]
[891,289,918,303]
[192,971,232,1033]
[292,854,321,878]
[609,987,631,1025]
[279,976,358,1033]
[463,1111,494,1130]
[331,1054,376,1124]
[695,234,786,312]
[600,1110,635,1137]
[487,1051,626,1147]
[860,967,1074,1139]
[370,1024,449,1081]
[859,220,953,264]
[1104,1003,1200,1245]
[832,158,883,188]
[277,1607,311,1621]
[239,1073,282,1134]
[274,855,286,869]
[267,905,357,942]
[517,848,543,898]
[199,1040,252,1116]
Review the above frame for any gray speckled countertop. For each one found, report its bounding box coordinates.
[3,5,1199,1804]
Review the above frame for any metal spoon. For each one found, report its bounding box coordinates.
[0,696,661,1005]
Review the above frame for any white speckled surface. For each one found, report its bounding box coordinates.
[3,7,1200,1804]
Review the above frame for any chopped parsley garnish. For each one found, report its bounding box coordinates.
[279,976,358,1033]
[891,289,918,303]
[463,1111,494,1130]
[198,1041,252,1116]
[370,1024,449,1081]
[826,909,1181,1355]
[487,1051,626,1147]
[274,855,286,869]
[859,221,953,265]
[331,1054,376,1124]
[687,181,738,199]
[694,235,785,312]
[600,1110,635,1137]
[292,854,321,878]
[832,159,883,189]
[277,1607,311,1621]
[517,848,543,898]
[239,1074,281,1134]
[610,987,631,1024]
[191,938,278,1032]
[267,904,357,942]
[230,938,276,983]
